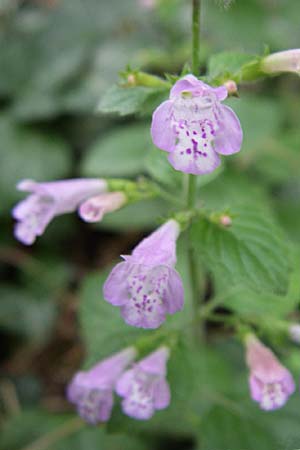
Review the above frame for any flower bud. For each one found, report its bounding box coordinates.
[224,80,238,96]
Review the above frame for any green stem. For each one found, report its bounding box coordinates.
[186,0,202,340]
[192,0,201,74]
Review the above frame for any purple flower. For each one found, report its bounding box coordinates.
[151,74,243,175]
[12,178,107,245]
[246,335,295,411]
[103,220,184,329]
[116,347,170,420]
[67,347,136,424]
[78,192,126,223]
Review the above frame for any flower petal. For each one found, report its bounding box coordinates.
[151,100,175,152]
[115,369,135,397]
[249,375,263,402]
[163,268,184,314]
[153,378,171,409]
[214,105,243,155]
[132,220,179,267]
[168,120,221,175]
[139,347,169,376]
[103,262,133,306]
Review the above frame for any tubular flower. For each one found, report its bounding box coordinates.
[245,335,295,411]
[261,49,300,75]
[79,192,126,223]
[67,347,136,425]
[151,74,242,175]
[103,220,184,329]
[116,347,170,420]
[13,178,108,245]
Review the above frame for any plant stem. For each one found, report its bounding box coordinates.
[21,417,84,450]
[186,0,202,340]
[192,0,201,74]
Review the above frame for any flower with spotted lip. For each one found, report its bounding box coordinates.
[245,334,295,411]
[151,74,243,175]
[67,347,136,425]
[103,220,184,329]
[116,347,170,420]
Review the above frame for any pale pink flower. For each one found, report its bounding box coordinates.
[246,335,295,411]
[116,347,170,420]
[67,347,136,424]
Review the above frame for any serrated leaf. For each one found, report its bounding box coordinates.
[81,123,151,178]
[222,287,295,321]
[207,51,259,82]
[191,206,290,295]
[199,405,278,450]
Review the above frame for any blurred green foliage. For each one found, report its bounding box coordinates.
[1,0,300,449]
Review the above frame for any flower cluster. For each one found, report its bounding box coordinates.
[14,74,298,422]
[67,346,170,424]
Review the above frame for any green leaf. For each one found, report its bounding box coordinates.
[79,271,145,365]
[200,170,270,211]
[207,51,259,82]
[0,410,149,450]
[0,117,70,213]
[199,405,278,450]
[222,288,296,321]
[97,85,168,116]
[98,199,171,231]
[81,123,151,178]
[191,206,290,295]
[0,285,56,340]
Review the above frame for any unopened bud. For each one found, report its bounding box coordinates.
[127,74,136,86]
[261,49,300,75]
[220,214,232,227]
[224,80,238,96]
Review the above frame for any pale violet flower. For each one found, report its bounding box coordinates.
[13,178,108,245]
[151,74,243,175]
[246,335,295,411]
[79,192,126,223]
[103,220,184,329]
[261,49,300,75]
[116,347,170,420]
[67,347,136,425]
